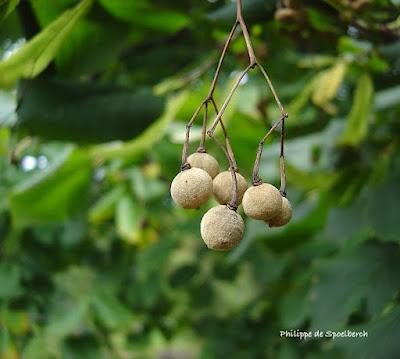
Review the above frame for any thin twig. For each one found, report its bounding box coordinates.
[256,61,287,117]
[181,102,204,168]
[206,21,239,99]
[236,0,257,66]
[252,115,287,185]
[198,101,208,151]
[209,98,238,171]
[207,64,252,135]
[279,117,287,196]
[180,20,240,169]
[207,131,239,210]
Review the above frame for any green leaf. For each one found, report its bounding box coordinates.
[0,0,92,87]
[279,271,311,328]
[8,146,92,226]
[23,332,60,359]
[0,263,21,299]
[339,73,374,146]
[307,8,338,33]
[1,309,30,334]
[365,177,400,242]
[115,194,145,244]
[55,18,130,76]
[45,301,88,339]
[310,242,400,330]
[91,91,187,160]
[91,289,134,330]
[54,266,95,299]
[311,61,347,113]
[98,0,189,33]
[88,185,126,225]
[334,306,400,359]
[0,0,19,22]
[285,162,339,191]
[374,84,400,111]
[129,168,166,203]
[17,78,166,143]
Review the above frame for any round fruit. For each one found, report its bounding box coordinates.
[200,205,244,251]
[170,167,212,209]
[242,183,283,221]
[213,170,248,205]
[268,197,292,227]
[187,152,220,179]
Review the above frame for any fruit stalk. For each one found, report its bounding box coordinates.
[251,114,287,185]
[279,116,287,196]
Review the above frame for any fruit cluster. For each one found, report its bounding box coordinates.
[170,0,291,251]
[171,150,292,251]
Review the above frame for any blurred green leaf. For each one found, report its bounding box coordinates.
[88,185,125,225]
[374,84,400,111]
[310,242,400,330]
[338,37,372,55]
[0,0,92,87]
[0,264,21,299]
[91,289,134,330]
[9,146,92,226]
[339,73,374,146]
[297,55,336,69]
[334,306,400,359]
[285,162,339,191]
[54,266,95,299]
[0,0,19,23]
[365,177,400,242]
[17,78,165,143]
[46,302,88,339]
[115,194,145,244]
[91,91,187,160]
[0,309,30,334]
[55,18,130,76]
[307,8,338,33]
[23,333,60,359]
[98,0,189,32]
[129,168,166,203]
[311,61,347,113]
[279,271,311,328]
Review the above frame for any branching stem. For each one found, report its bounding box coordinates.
[180,0,288,208]
[252,114,287,185]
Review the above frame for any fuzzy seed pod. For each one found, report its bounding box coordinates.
[268,197,292,227]
[170,167,212,209]
[187,152,220,179]
[213,170,248,205]
[200,205,244,251]
[242,183,283,221]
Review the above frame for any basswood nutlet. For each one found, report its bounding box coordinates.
[213,170,248,205]
[268,196,292,227]
[187,152,220,179]
[242,183,282,221]
[200,205,244,251]
[170,167,213,209]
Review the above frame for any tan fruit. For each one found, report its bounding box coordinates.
[242,183,283,221]
[200,205,244,251]
[170,167,212,209]
[187,152,220,179]
[213,170,248,205]
[268,197,292,227]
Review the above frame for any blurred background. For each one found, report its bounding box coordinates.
[0,0,400,358]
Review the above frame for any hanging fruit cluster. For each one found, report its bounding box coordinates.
[170,0,291,251]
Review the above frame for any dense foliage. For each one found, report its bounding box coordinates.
[1,0,400,358]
